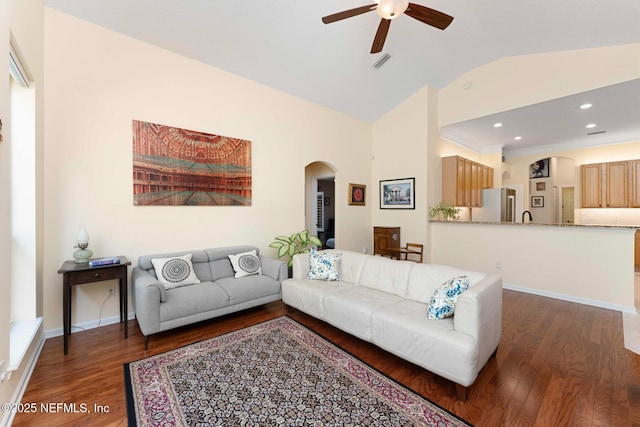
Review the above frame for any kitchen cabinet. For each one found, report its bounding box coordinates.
[581,160,638,208]
[606,161,628,207]
[442,155,493,207]
[635,230,640,270]
[373,227,400,257]
[631,160,640,208]
[581,163,602,207]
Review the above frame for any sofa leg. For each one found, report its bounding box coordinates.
[144,335,149,351]
[456,384,469,401]
[491,346,498,358]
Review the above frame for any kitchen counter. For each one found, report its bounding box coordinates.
[429,219,639,230]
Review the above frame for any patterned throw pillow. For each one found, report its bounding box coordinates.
[228,250,263,278]
[307,249,341,281]
[427,276,470,320]
[151,254,201,289]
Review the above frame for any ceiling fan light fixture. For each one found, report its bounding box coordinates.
[376,0,409,20]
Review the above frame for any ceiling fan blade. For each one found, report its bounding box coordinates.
[322,4,377,24]
[371,19,391,54]
[405,3,454,30]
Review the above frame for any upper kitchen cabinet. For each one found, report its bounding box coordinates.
[581,159,639,208]
[581,163,602,207]
[442,155,493,207]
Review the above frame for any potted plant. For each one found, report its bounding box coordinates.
[428,202,461,221]
[269,229,322,267]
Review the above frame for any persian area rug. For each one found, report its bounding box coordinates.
[124,316,471,427]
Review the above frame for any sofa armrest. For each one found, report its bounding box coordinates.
[131,267,165,336]
[292,253,311,279]
[454,274,502,368]
[259,255,288,282]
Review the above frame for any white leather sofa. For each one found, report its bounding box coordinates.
[281,249,502,400]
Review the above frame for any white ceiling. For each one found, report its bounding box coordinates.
[44,0,640,153]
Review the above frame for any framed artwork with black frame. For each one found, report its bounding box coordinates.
[348,183,366,206]
[531,195,544,207]
[380,178,415,210]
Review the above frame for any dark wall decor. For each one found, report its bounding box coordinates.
[348,183,366,206]
[380,178,415,210]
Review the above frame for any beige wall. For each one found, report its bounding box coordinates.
[372,86,430,252]
[438,44,640,127]
[0,0,45,420]
[431,222,636,313]
[43,9,372,333]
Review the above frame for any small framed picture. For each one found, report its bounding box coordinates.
[536,182,546,191]
[380,178,415,210]
[531,196,544,207]
[348,183,366,206]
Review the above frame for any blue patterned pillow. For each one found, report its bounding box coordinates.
[307,249,341,281]
[427,276,470,320]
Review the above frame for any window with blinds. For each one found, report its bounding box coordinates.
[316,192,325,232]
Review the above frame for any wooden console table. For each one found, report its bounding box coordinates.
[57,257,131,355]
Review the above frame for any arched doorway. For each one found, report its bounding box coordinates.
[305,162,337,249]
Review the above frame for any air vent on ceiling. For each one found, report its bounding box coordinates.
[587,130,607,136]
[372,53,391,69]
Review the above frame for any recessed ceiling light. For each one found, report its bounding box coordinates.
[514,136,522,141]
[580,103,592,109]
[586,123,597,129]
[493,122,503,128]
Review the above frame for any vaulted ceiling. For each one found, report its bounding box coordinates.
[45,0,640,154]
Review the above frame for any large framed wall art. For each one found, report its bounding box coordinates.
[132,120,252,206]
[379,178,415,210]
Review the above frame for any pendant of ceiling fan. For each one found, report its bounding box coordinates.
[321,1,454,54]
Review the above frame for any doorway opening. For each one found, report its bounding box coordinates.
[305,162,336,249]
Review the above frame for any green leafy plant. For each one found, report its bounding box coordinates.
[269,230,322,267]
[428,202,461,220]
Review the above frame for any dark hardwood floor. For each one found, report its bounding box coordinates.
[12,290,640,426]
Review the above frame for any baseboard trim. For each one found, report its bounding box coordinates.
[503,282,637,314]
[44,312,136,339]
[1,330,45,427]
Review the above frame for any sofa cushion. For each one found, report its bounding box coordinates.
[406,264,485,304]
[159,281,230,322]
[205,246,260,281]
[322,250,368,284]
[228,249,263,278]
[151,254,201,289]
[371,300,479,386]
[323,286,402,341]
[358,255,413,297]
[307,249,341,281]
[215,275,281,305]
[282,278,355,320]
[427,276,470,320]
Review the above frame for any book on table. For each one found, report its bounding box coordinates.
[89,257,121,267]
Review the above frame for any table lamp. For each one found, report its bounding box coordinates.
[73,225,93,263]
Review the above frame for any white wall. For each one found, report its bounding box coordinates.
[43,9,372,333]
[431,222,636,313]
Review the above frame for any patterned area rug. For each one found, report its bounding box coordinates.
[124,316,471,426]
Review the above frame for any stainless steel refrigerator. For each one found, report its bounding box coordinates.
[472,188,516,222]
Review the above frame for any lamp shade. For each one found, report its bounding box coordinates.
[376,0,408,19]
[76,225,89,245]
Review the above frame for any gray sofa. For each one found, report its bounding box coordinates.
[132,245,287,348]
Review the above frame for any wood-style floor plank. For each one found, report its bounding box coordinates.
[12,290,640,426]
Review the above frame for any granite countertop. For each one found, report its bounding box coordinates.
[429,219,639,230]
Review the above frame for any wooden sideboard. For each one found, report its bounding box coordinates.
[373,226,400,256]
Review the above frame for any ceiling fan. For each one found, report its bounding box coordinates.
[322,0,454,54]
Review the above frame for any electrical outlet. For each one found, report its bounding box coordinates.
[108,288,115,298]
[496,262,502,270]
